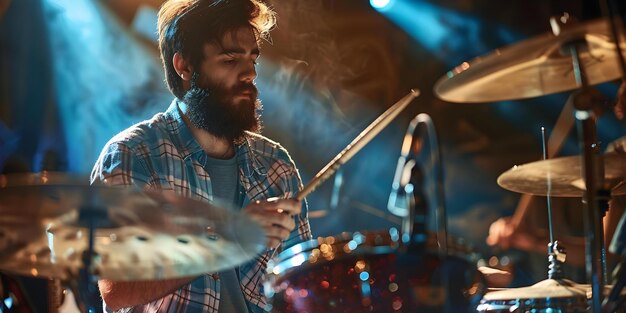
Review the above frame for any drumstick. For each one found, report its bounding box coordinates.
[295,89,420,201]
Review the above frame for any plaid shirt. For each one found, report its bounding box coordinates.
[91,100,312,313]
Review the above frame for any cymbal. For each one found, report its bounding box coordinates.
[497,153,626,197]
[482,279,588,301]
[434,18,626,103]
[0,172,265,281]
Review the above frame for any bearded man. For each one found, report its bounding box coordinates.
[90,0,311,311]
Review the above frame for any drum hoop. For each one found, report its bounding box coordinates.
[270,244,398,277]
[269,230,482,276]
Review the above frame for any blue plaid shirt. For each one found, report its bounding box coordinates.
[91,100,312,312]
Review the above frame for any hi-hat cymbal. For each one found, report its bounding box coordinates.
[0,172,265,281]
[434,18,626,103]
[482,278,588,301]
[497,153,626,197]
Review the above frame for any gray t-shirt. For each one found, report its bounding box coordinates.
[204,154,249,313]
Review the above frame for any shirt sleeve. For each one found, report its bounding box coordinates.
[90,141,154,189]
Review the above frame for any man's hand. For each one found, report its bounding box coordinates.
[486,217,540,252]
[242,198,301,249]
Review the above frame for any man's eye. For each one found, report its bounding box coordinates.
[223,59,236,65]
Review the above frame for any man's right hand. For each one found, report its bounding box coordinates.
[242,198,302,249]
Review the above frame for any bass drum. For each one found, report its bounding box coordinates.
[265,229,485,313]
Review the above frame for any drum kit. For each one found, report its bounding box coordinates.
[1,12,626,313]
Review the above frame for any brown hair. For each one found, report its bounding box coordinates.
[157,0,275,99]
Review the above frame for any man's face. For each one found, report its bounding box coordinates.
[183,26,262,142]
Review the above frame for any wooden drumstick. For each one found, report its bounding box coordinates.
[295,89,420,201]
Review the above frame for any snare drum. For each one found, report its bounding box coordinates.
[265,229,485,313]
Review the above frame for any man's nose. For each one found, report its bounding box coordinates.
[240,61,257,82]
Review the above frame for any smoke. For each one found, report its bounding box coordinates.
[42,0,170,173]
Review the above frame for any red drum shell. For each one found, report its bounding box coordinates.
[266,229,486,313]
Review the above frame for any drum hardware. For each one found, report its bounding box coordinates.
[434,5,626,310]
[389,113,448,256]
[606,213,626,311]
[520,15,617,308]
[0,172,265,312]
[603,262,626,313]
[547,241,567,280]
[598,1,626,310]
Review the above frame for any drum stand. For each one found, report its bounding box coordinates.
[554,19,613,312]
[72,203,108,313]
[50,203,107,313]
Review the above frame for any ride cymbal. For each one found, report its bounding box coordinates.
[434,18,626,103]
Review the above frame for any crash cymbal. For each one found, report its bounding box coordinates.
[482,278,588,301]
[0,172,265,281]
[497,153,626,197]
[434,18,626,103]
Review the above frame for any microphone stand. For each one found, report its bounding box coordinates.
[391,113,448,257]
[392,113,453,313]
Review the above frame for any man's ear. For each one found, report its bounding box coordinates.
[173,52,193,81]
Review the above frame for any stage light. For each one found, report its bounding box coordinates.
[370,0,393,11]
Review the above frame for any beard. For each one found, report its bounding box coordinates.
[182,78,262,144]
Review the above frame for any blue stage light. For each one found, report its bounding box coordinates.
[370,0,393,11]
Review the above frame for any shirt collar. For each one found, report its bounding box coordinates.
[236,134,268,178]
[165,99,203,159]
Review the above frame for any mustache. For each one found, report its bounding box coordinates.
[231,82,258,97]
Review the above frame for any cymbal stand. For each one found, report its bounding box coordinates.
[67,202,107,313]
[541,127,568,280]
[555,18,611,312]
